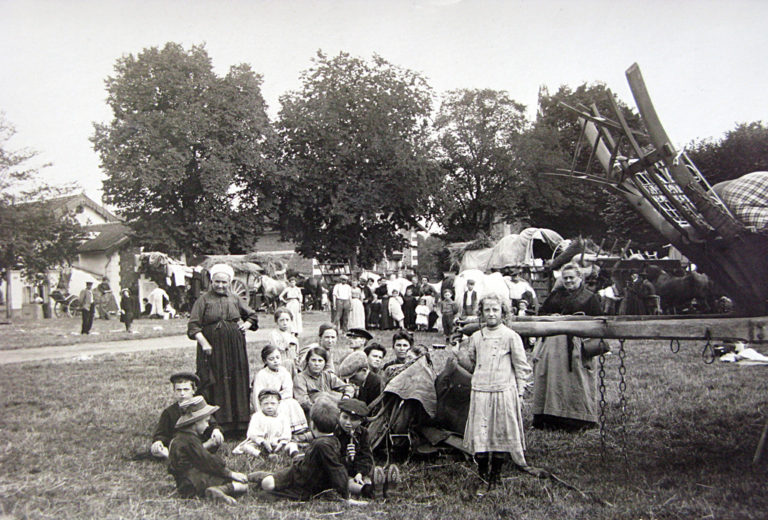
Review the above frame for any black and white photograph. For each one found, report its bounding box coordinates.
[1,1,767,518]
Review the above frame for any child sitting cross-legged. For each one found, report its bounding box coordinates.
[249,397,366,504]
[234,389,300,461]
[150,372,223,460]
[167,396,250,505]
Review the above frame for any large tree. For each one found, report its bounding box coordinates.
[276,51,438,267]
[433,89,530,241]
[687,121,768,184]
[0,114,83,282]
[92,43,278,256]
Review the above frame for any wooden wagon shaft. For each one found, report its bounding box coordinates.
[505,316,768,343]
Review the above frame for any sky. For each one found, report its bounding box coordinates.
[1,0,767,203]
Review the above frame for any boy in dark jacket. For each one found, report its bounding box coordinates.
[167,396,248,505]
[151,372,223,459]
[252,398,358,502]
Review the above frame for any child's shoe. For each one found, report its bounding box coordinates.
[386,464,400,488]
[373,466,386,487]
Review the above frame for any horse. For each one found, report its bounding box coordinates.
[644,265,711,314]
[298,275,328,311]
[252,274,287,312]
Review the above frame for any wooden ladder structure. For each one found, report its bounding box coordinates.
[551,63,768,315]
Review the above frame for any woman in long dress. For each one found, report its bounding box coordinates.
[532,263,602,431]
[348,279,366,330]
[187,264,259,433]
[278,276,303,335]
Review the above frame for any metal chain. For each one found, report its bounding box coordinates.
[618,339,629,468]
[669,338,680,354]
[598,352,607,458]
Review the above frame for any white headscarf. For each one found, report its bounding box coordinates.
[209,263,235,282]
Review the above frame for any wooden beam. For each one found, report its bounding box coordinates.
[506,316,768,343]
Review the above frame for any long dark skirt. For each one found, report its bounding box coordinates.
[379,296,391,330]
[196,321,251,432]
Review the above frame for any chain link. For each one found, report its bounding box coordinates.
[618,339,629,468]
[669,338,680,354]
[598,352,607,458]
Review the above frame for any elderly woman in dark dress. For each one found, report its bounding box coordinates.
[532,262,602,431]
[188,264,259,433]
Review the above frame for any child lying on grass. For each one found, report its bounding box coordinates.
[168,396,250,505]
[150,372,223,459]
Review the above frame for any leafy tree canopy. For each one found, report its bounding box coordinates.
[433,89,530,241]
[0,114,83,280]
[92,43,278,256]
[276,51,438,267]
[687,121,768,185]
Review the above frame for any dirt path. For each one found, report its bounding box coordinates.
[0,329,266,365]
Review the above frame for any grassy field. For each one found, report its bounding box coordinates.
[1,330,767,519]
[0,315,189,350]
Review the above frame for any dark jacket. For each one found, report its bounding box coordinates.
[168,430,230,497]
[333,424,374,478]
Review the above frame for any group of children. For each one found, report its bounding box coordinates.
[153,292,534,504]
[155,370,399,505]
[150,307,416,505]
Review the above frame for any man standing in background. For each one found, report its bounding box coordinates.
[79,281,95,334]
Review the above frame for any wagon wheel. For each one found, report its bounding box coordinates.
[53,300,65,318]
[230,279,248,302]
[67,297,82,318]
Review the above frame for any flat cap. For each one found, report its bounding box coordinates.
[338,351,369,378]
[337,398,370,418]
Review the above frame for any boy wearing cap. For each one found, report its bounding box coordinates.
[151,372,223,459]
[168,396,249,505]
[338,351,382,406]
[253,398,353,501]
[334,399,377,498]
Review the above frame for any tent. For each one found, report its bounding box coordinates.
[459,228,564,272]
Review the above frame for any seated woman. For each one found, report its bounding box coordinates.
[532,262,603,431]
[293,346,354,415]
[297,322,339,373]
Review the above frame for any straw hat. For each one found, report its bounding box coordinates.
[175,396,219,428]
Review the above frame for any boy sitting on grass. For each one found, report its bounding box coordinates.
[151,372,223,460]
[334,398,376,498]
[168,396,249,505]
[251,398,365,504]
[234,389,300,461]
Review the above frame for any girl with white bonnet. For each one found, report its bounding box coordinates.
[187,263,259,433]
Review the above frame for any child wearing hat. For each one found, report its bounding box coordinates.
[439,289,459,342]
[338,351,383,407]
[167,396,249,505]
[252,398,355,502]
[234,389,300,460]
[333,398,396,499]
[150,372,223,460]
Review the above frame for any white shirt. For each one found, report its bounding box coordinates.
[332,282,351,300]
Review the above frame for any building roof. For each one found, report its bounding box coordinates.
[46,193,122,223]
[78,223,131,254]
